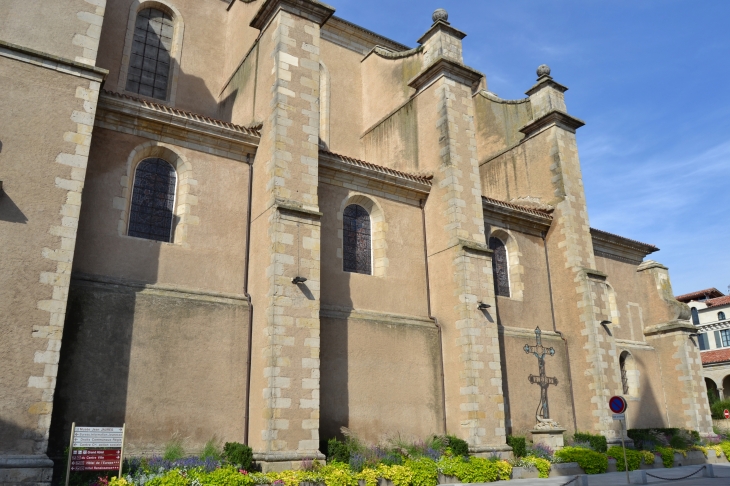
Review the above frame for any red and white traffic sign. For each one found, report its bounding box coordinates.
[724,409,729,419]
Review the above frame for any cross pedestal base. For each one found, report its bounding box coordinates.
[530,428,566,451]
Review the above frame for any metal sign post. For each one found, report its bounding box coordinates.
[609,396,629,484]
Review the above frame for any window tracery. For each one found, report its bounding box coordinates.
[489,237,510,297]
[128,158,177,242]
[343,204,371,275]
[126,7,174,100]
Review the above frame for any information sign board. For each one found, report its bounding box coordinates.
[65,424,126,486]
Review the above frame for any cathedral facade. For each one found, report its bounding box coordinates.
[0,0,713,483]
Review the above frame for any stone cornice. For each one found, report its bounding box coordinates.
[591,228,658,265]
[519,109,585,137]
[416,20,467,45]
[525,75,569,96]
[460,238,491,255]
[637,260,668,273]
[250,0,335,30]
[477,90,530,105]
[407,57,484,93]
[644,320,697,337]
[0,40,108,82]
[320,305,435,329]
[96,91,260,161]
[482,196,553,237]
[319,150,432,196]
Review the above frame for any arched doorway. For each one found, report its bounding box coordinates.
[723,375,730,400]
[706,377,720,403]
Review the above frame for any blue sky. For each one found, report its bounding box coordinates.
[332,0,730,296]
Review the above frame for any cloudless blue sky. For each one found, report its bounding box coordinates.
[331,0,730,296]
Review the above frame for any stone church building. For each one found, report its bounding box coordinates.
[0,0,713,482]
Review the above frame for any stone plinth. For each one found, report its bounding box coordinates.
[531,428,566,451]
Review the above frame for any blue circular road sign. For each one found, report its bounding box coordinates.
[609,395,628,414]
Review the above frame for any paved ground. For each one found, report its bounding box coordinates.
[482,463,730,485]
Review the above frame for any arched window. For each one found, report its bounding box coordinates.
[489,237,510,297]
[128,158,176,242]
[343,204,371,275]
[691,307,700,325]
[619,352,630,395]
[126,7,174,100]
[719,311,727,321]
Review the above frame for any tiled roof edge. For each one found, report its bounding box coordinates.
[101,90,262,137]
[482,196,554,220]
[319,150,433,186]
[676,288,725,302]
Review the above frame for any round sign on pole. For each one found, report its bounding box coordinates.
[609,395,628,414]
[724,409,729,419]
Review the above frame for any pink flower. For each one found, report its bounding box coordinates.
[239,470,248,475]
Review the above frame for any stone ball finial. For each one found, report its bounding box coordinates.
[537,64,551,77]
[432,8,448,23]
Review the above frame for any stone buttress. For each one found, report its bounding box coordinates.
[411,15,508,455]
[246,0,333,471]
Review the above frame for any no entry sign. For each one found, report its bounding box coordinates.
[724,409,729,419]
[609,396,628,414]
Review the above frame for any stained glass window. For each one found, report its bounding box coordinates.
[489,237,510,297]
[128,158,176,242]
[343,204,371,275]
[126,8,173,100]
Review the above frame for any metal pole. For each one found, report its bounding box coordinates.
[65,422,75,486]
[118,423,126,479]
[620,418,630,484]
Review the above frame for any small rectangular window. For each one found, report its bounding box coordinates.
[715,330,722,348]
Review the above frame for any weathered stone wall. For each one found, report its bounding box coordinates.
[49,277,250,457]
[0,2,106,482]
[473,92,532,163]
[320,313,443,444]
[71,128,251,295]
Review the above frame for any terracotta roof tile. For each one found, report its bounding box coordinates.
[481,196,554,219]
[702,348,730,365]
[706,295,730,308]
[101,90,262,136]
[319,150,433,185]
[676,288,725,303]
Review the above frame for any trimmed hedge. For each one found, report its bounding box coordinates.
[506,436,526,458]
[573,432,607,453]
[555,447,608,475]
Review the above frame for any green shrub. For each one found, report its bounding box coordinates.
[437,456,510,482]
[521,456,551,478]
[445,435,470,457]
[223,442,254,470]
[654,447,675,468]
[506,436,526,458]
[573,431,607,453]
[607,446,642,471]
[404,458,438,486]
[327,437,351,463]
[711,399,730,419]
[720,441,730,460]
[555,447,608,474]
[163,436,185,461]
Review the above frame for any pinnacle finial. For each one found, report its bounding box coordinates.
[537,64,551,78]
[432,8,448,24]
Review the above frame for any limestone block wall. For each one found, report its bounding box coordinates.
[473,91,532,163]
[0,3,107,482]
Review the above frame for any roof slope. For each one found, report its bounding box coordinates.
[676,288,725,303]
